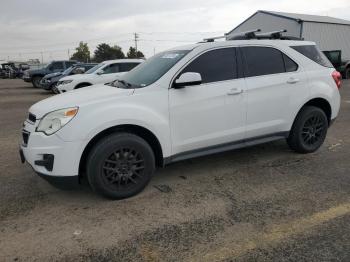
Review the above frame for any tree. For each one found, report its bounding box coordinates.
[70,42,90,62]
[93,43,125,62]
[127,46,145,58]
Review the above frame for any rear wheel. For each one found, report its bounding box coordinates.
[86,133,155,199]
[345,68,350,79]
[32,76,42,88]
[287,106,328,153]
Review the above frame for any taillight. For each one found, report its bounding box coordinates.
[332,71,342,89]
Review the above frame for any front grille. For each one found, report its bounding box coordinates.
[28,113,36,123]
[22,130,30,146]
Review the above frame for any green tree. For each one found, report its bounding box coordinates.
[70,42,90,62]
[93,43,125,62]
[127,46,145,58]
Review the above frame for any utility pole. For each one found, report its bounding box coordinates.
[134,33,139,57]
[40,52,44,65]
[67,49,70,60]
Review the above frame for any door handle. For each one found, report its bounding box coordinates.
[227,88,243,95]
[287,77,300,84]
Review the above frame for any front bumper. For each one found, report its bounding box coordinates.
[40,79,54,90]
[20,120,84,179]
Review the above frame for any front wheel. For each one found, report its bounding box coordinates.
[86,133,155,199]
[287,106,328,153]
[32,76,42,88]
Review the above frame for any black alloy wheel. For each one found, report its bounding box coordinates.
[287,106,328,153]
[87,133,155,199]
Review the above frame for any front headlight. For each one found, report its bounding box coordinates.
[36,107,78,135]
[57,80,73,86]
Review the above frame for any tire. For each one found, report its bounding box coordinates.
[287,106,328,154]
[32,76,42,88]
[345,68,350,80]
[86,133,155,199]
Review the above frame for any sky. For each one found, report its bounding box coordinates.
[1,0,350,62]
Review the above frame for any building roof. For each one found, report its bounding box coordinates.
[259,10,350,25]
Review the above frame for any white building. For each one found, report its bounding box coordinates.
[226,10,350,59]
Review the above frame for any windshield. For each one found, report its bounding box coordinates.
[85,63,105,74]
[62,66,74,75]
[119,50,190,87]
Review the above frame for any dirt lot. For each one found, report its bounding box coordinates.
[0,79,349,261]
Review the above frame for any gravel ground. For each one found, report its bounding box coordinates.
[0,79,349,262]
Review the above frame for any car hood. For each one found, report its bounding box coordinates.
[29,84,134,118]
[43,72,62,79]
[60,73,93,82]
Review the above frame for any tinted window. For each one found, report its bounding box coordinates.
[102,63,120,74]
[291,45,333,68]
[119,63,140,72]
[50,62,64,70]
[181,48,237,84]
[242,47,285,77]
[283,54,298,72]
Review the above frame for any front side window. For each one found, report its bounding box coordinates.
[50,62,64,70]
[291,45,333,68]
[119,63,140,72]
[181,48,237,84]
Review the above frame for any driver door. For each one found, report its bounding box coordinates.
[169,47,246,156]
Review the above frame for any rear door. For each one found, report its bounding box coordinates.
[241,45,307,138]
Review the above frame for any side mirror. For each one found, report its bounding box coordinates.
[96,70,103,75]
[174,72,202,89]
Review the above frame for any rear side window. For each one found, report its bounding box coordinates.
[283,54,298,72]
[119,63,140,72]
[242,47,286,77]
[291,45,333,68]
[181,47,237,84]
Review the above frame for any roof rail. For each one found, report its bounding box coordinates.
[202,35,227,42]
[255,29,287,39]
[201,29,304,43]
[226,29,262,40]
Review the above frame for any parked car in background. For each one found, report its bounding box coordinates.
[323,50,350,79]
[55,59,143,93]
[20,38,341,199]
[0,62,21,79]
[40,63,97,92]
[23,60,77,88]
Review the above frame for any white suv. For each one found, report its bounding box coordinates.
[55,59,143,93]
[20,39,341,199]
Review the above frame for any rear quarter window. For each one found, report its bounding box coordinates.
[291,45,333,68]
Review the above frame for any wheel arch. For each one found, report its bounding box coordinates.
[79,124,164,177]
[297,97,332,124]
[75,82,92,89]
